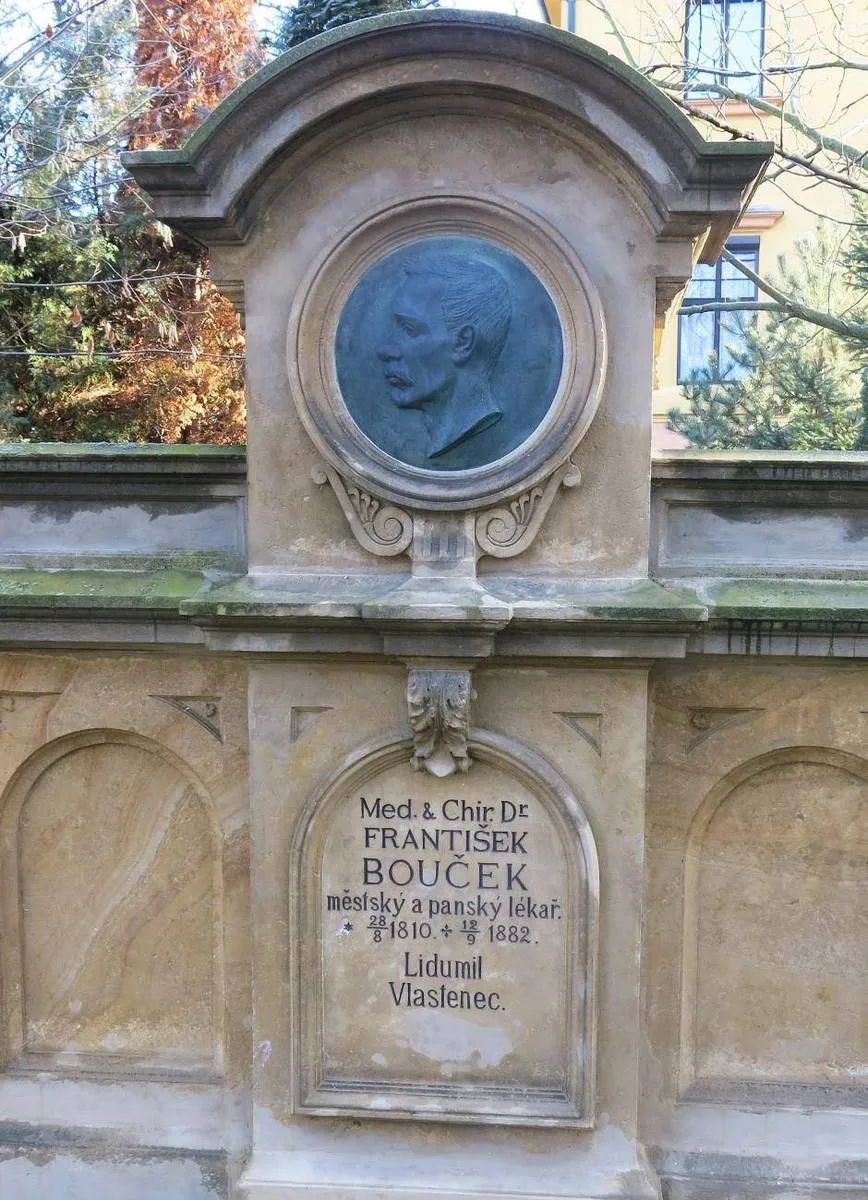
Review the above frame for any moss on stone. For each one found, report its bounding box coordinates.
[693,577,868,622]
[496,576,707,623]
[0,443,245,458]
[0,569,210,609]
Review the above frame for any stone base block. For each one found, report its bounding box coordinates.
[0,1141,228,1199]
[663,1183,868,1200]
[240,1128,661,1200]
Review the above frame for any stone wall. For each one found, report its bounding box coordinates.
[0,445,862,1198]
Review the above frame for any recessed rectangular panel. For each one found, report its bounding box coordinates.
[659,503,868,574]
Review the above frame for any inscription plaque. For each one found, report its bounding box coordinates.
[292,733,598,1126]
[335,238,564,472]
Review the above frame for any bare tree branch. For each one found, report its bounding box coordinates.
[646,60,868,78]
[680,300,782,315]
[662,92,868,195]
[721,248,868,341]
[655,80,867,169]
[0,0,114,82]
[582,0,640,68]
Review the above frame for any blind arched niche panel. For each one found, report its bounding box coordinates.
[290,729,599,1127]
[679,745,868,1105]
[0,729,224,1078]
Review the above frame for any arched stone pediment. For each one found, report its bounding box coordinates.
[124,10,770,260]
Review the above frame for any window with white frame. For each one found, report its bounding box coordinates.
[684,0,765,97]
[677,237,760,383]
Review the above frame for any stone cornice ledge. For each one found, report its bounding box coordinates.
[652,449,868,485]
[177,573,705,658]
[178,573,706,622]
[683,577,868,622]
[4,571,868,658]
[0,569,211,611]
[684,577,868,657]
[0,569,213,650]
[0,443,246,494]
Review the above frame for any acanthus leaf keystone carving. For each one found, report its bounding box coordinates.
[406,668,474,778]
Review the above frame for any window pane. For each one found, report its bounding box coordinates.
[685,0,726,95]
[726,0,763,94]
[720,244,759,301]
[721,246,758,274]
[720,264,756,302]
[683,262,717,302]
[677,238,760,383]
[679,310,717,380]
[684,0,763,96]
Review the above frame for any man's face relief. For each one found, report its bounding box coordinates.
[334,236,563,471]
[376,276,473,410]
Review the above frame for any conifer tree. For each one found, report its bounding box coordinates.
[275,0,436,53]
[116,0,261,443]
[129,0,259,150]
[668,228,868,450]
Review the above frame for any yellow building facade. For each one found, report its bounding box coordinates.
[542,0,866,445]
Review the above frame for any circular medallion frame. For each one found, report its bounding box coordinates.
[288,197,607,510]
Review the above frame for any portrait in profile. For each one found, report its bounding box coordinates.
[377,254,511,460]
[335,237,563,472]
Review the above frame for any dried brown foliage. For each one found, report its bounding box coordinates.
[117,0,261,442]
[129,0,260,150]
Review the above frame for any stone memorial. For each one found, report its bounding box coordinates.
[1,10,863,1200]
[121,12,773,1198]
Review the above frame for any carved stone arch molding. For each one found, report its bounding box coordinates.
[0,729,226,1079]
[679,746,868,1105]
[290,728,599,1127]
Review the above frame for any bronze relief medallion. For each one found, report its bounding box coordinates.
[335,237,564,472]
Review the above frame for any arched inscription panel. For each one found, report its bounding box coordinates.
[291,730,598,1126]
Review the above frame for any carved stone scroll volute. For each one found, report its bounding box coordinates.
[315,460,582,568]
[475,460,581,558]
[313,464,413,557]
[406,668,474,778]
